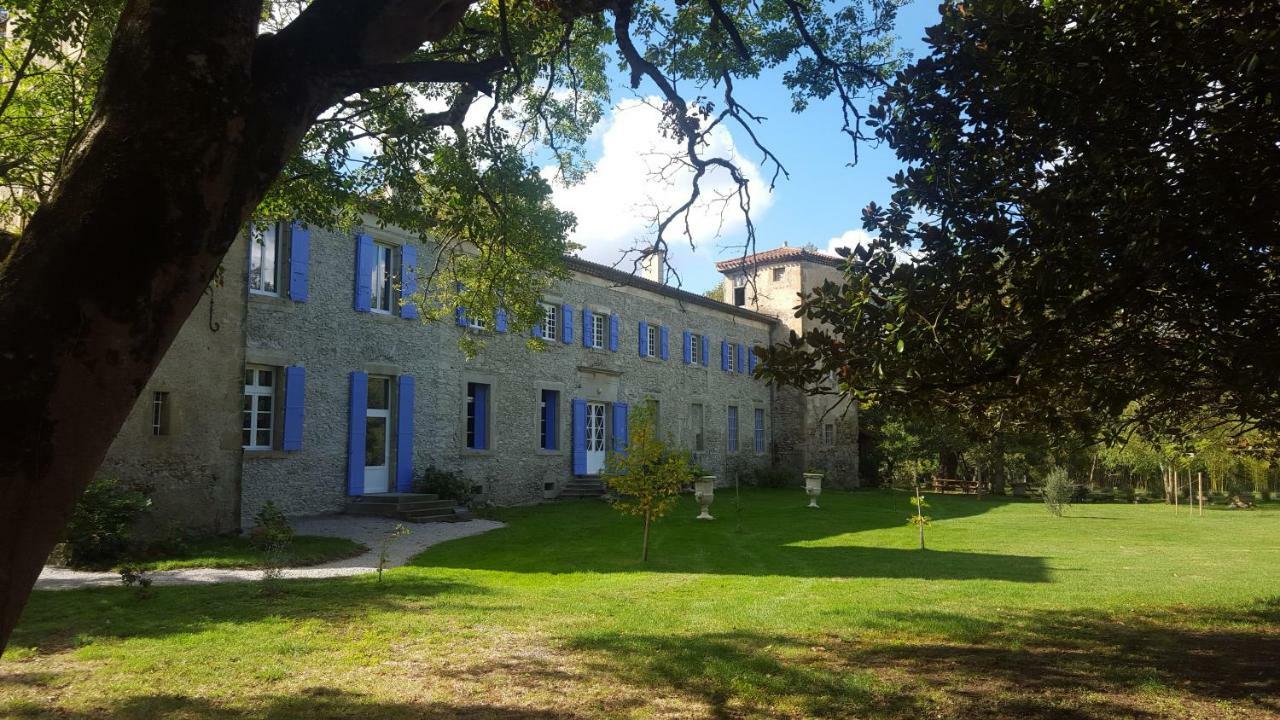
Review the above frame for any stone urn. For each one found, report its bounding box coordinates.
[1011,481,1028,498]
[803,472,824,508]
[694,476,717,520]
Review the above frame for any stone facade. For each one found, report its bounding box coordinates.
[101,221,858,535]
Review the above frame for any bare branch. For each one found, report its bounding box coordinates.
[334,56,509,93]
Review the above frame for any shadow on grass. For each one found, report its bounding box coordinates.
[9,573,491,653]
[418,490,1050,582]
[566,599,1280,719]
[1,686,566,719]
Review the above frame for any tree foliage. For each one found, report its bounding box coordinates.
[602,400,690,561]
[759,0,1280,444]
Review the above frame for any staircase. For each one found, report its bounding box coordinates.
[344,493,461,523]
[558,478,607,500]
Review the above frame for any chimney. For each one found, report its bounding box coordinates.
[640,246,667,284]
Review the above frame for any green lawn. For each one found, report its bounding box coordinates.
[113,535,368,572]
[3,489,1278,719]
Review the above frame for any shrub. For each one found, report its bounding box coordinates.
[1042,466,1075,517]
[415,465,470,501]
[62,476,152,567]
[248,501,293,550]
[751,465,797,488]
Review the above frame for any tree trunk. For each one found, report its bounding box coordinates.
[938,448,959,479]
[641,511,651,562]
[0,0,474,653]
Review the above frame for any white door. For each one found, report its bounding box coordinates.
[364,376,391,494]
[586,402,607,475]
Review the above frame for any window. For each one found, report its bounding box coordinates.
[467,314,487,330]
[370,242,398,313]
[754,409,765,453]
[539,389,559,450]
[539,302,557,339]
[591,312,606,349]
[823,423,835,447]
[772,266,785,282]
[727,343,736,372]
[466,382,490,450]
[733,286,746,306]
[645,324,658,357]
[151,392,170,437]
[727,406,738,452]
[690,403,704,452]
[243,366,275,449]
[366,376,390,469]
[249,222,281,296]
[690,334,702,366]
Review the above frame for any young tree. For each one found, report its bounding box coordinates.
[759,1,1280,445]
[0,0,905,649]
[602,401,690,561]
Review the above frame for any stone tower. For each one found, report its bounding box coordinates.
[716,245,859,487]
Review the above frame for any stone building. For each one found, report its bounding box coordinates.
[100,220,859,533]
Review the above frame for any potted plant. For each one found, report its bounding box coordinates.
[803,469,824,508]
[691,465,716,520]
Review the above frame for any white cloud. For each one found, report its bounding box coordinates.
[825,227,919,264]
[545,98,774,278]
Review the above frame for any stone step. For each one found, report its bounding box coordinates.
[399,507,460,523]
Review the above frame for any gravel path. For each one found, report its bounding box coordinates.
[35,515,504,591]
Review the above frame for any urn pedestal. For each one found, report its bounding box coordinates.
[694,476,716,520]
[803,473,824,509]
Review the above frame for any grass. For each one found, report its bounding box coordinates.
[3,489,1278,719]
[109,535,368,571]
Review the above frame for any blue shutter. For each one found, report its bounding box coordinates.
[347,372,368,496]
[612,403,629,454]
[748,346,757,373]
[701,335,710,367]
[395,375,415,492]
[354,234,374,312]
[571,398,587,475]
[562,304,574,344]
[660,326,669,360]
[400,245,418,319]
[475,384,489,450]
[737,344,746,374]
[582,308,593,348]
[721,340,730,371]
[682,331,692,364]
[289,222,310,303]
[609,314,619,352]
[544,391,559,450]
[638,321,649,357]
[282,366,305,451]
[455,307,468,327]
[495,309,508,333]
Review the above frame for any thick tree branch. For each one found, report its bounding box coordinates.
[334,56,508,93]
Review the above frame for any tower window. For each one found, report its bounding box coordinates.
[733,286,746,306]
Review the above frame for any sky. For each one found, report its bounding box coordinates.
[545,0,941,292]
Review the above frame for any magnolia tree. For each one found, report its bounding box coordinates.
[602,401,690,562]
[0,0,905,650]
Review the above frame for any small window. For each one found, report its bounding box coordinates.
[754,409,765,453]
[151,392,171,437]
[823,423,835,447]
[727,343,736,373]
[645,324,658,357]
[243,366,276,449]
[691,403,704,452]
[540,302,557,339]
[249,223,282,296]
[733,286,746,306]
[727,406,739,452]
[592,312,606,350]
[539,389,559,450]
[370,242,399,314]
[466,382,490,450]
[690,334,702,366]
[772,267,785,282]
[467,314,487,331]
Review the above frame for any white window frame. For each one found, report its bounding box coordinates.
[370,241,398,314]
[539,302,557,339]
[690,334,702,366]
[591,312,606,350]
[151,391,170,437]
[727,342,736,372]
[249,222,282,297]
[823,423,836,447]
[467,314,488,331]
[243,365,276,450]
[645,324,658,358]
[754,408,766,454]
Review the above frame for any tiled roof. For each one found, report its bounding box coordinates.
[714,246,845,272]
[562,255,778,325]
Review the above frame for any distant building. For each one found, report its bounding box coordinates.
[100,222,859,534]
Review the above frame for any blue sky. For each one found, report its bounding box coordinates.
[553,0,940,291]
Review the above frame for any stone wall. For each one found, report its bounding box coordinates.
[98,240,247,537]
[240,220,776,523]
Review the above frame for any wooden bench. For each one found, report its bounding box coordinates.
[931,477,988,495]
